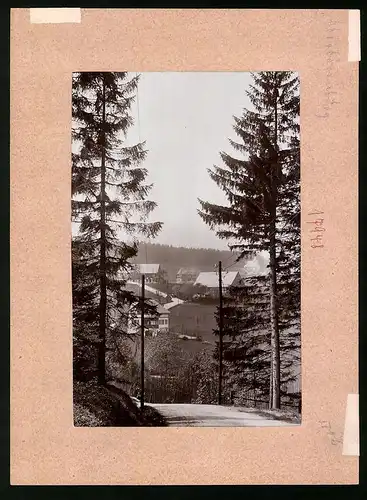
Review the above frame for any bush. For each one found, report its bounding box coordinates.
[142,406,168,426]
[73,381,167,427]
[73,381,142,427]
[73,403,105,427]
[73,336,98,383]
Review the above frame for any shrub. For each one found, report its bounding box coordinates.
[73,381,167,427]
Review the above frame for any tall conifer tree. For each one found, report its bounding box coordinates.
[72,72,162,385]
[199,72,300,408]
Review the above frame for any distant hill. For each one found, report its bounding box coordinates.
[131,242,249,282]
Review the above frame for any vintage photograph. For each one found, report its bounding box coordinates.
[72,71,301,427]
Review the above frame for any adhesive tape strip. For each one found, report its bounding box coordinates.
[342,394,359,456]
[348,10,361,62]
[30,8,81,24]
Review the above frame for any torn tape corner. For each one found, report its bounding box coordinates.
[30,8,81,24]
[342,393,359,456]
[348,10,361,62]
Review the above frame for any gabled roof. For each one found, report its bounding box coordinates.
[163,298,185,310]
[125,283,170,308]
[194,271,240,288]
[126,281,169,299]
[147,299,170,315]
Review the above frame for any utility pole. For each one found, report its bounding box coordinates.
[140,274,145,410]
[218,260,224,405]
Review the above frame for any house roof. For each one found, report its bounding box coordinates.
[163,298,185,310]
[125,283,171,310]
[135,263,160,274]
[148,299,170,315]
[126,281,169,299]
[194,271,240,288]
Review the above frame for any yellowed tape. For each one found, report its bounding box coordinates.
[343,394,359,456]
[30,8,81,24]
[348,10,361,62]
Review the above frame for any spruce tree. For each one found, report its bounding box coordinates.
[213,276,298,408]
[72,72,162,385]
[198,72,300,409]
[219,277,270,403]
[276,131,301,405]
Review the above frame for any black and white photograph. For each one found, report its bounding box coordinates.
[72,71,301,427]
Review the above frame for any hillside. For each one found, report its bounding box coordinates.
[131,242,249,282]
[73,381,167,426]
[169,302,217,341]
[127,301,217,365]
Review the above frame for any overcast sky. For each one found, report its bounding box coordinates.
[125,72,253,250]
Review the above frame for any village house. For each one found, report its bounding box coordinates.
[194,271,245,295]
[130,263,166,284]
[127,299,170,337]
[176,267,200,284]
[123,282,171,336]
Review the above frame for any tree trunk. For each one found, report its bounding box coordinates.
[269,356,273,409]
[269,220,280,409]
[269,81,281,409]
[98,74,107,385]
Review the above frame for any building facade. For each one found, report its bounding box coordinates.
[130,263,167,284]
[176,267,200,284]
[127,299,170,337]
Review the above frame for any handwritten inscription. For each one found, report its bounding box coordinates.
[307,210,325,248]
[315,13,341,119]
[320,420,343,446]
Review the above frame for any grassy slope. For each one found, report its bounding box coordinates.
[128,302,217,362]
[169,302,217,352]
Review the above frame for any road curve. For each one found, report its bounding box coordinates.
[148,403,297,427]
